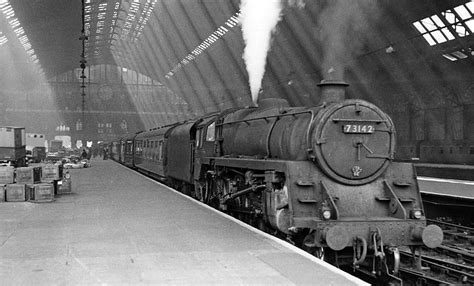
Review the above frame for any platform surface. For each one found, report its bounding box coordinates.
[418,176,474,200]
[0,159,366,285]
[415,163,474,181]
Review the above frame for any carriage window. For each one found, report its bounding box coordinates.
[158,141,163,160]
[206,122,215,142]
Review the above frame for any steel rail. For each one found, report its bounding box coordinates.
[400,250,474,284]
[399,267,452,285]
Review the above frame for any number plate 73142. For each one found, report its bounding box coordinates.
[343,124,375,134]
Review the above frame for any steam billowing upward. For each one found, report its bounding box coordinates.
[239,0,283,106]
[239,0,374,103]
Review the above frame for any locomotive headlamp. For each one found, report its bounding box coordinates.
[321,203,332,220]
[322,209,332,220]
[64,171,71,180]
[411,209,423,219]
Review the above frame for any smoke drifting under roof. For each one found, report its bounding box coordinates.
[317,0,380,79]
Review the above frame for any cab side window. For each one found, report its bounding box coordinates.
[196,129,202,147]
[206,122,215,142]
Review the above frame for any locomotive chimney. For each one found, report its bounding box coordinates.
[317,70,349,104]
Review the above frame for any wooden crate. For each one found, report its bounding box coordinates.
[58,179,72,194]
[41,164,60,181]
[16,167,41,184]
[0,184,5,202]
[27,183,54,202]
[0,167,14,184]
[6,184,28,202]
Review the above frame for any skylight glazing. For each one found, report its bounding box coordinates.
[83,0,156,61]
[83,1,109,58]
[165,11,241,79]
[121,1,140,39]
[134,0,157,37]
[120,0,157,41]
[442,47,473,61]
[0,0,40,65]
[413,2,474,46]
[0,31,7,46]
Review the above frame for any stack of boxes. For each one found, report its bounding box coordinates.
[6,183,30,201]
[26,183,55,202]
[0,166,14,202]
[40,163,69,195]
[12,166,48,202]
[0,163,70,203]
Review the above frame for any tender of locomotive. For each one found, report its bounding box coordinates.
[110,79,443,283]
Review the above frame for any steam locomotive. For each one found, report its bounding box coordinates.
[110,79,443,283]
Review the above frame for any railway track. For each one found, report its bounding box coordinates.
[427,219,474,244]
[398,220,474,285]
[399,250,474,284]
[427,219,474,264]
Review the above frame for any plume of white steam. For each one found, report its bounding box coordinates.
[240,0,283,106]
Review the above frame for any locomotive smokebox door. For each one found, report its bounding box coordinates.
[312,99,396,185]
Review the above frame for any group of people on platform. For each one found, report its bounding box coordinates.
[80,146,108,160]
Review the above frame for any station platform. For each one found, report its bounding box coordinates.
[418,176,474,200]
[0,159,366,285]
[415,163,474,181]
[418,176,474,226]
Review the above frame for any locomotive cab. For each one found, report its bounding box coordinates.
[195,118,217,157]
[193,115,221,202]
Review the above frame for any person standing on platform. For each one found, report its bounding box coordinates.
[87,148,92,160]
[81,149,88,160]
